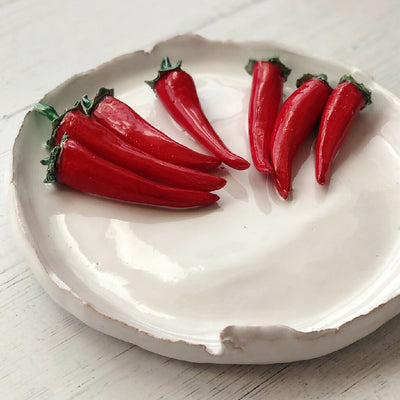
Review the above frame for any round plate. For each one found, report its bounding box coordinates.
[9,35,400,363]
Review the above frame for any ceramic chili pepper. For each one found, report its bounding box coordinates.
[315,75,372,185]
[270,74,332,199]
[82,88,220,172]
[34,103,226,192]
[146,58,250,171]
[245,57,291,173]
[41,136,220,208]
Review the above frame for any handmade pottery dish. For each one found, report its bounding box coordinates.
[9,35,400,363]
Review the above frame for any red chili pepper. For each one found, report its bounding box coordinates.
[315,75,372,185]
[82,88,220,172]
[34,103,226,192]
[270,74,332,199]
[245,57,291,173]
[146,58,250,171]
[40,136,220,208]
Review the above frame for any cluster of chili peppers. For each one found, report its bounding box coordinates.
[246,58,372,199]
[36,86,234,208]
[36,55,371,208]
[35,57,254,208]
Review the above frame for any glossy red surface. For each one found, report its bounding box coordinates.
[57,111,226,191]
[248,61,285,173]
[155,69,250,170]
[56,139,219,208]
[270,78,332,199]
[92,96,220,172]
[315,81,366,185]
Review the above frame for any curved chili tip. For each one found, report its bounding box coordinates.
[221,154,250,170]
[316,174,327,186]
[272,174,290,200]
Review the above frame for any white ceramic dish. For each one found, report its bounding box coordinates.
[9,35,400,364]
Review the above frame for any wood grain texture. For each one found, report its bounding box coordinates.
[1,0,400,399]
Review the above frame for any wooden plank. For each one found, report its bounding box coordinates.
[0,0,253,117]
[198,0,400,95]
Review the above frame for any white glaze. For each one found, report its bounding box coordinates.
[9,35,400,363]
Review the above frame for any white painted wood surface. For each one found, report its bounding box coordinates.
[1,0,400,398]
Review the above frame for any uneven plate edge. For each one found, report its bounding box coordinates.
[7,34,400,364]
